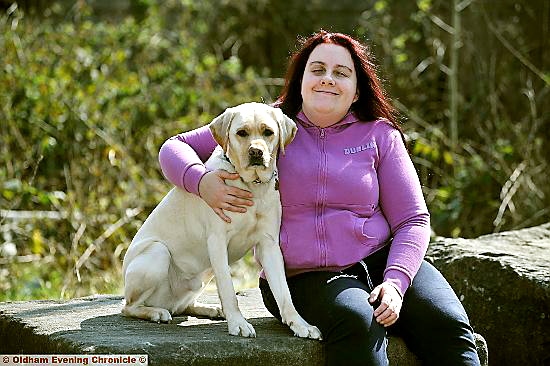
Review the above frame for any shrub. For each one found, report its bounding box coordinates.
[0,3,265,300]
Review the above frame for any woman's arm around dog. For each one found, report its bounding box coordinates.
[159,124,253,222]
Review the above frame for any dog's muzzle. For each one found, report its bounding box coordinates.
[248,147,266,167]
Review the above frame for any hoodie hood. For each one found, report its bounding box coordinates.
[296,110,359,129]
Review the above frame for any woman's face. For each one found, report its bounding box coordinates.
[300,43,358,127]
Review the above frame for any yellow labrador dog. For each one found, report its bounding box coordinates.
[122,102,321,340]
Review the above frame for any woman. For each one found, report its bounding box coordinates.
[159,30,480,365]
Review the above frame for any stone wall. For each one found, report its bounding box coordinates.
[427,223,550,366]
[0,290,425,365]
[5,223,547,364]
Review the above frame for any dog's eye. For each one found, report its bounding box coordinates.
[263,129,274,137]
[236,130,249,137]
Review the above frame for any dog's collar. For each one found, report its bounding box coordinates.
[222,153,279,190]
[252,170,279,190]
[222,152,232,164]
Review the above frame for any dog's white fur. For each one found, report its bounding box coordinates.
[122,102,321,339]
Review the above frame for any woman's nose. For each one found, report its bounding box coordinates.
[320,75,335,85]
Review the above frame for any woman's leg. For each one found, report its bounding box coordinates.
[260,271,389,366]
[342,245,480,365]
[391,261,481,366]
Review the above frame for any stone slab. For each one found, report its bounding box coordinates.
[427,223,550,366]
[0,289,424,365]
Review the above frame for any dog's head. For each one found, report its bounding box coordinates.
[209,102,297,184]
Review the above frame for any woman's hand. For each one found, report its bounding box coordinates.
[369,282,403,327]
[198,170,254,223]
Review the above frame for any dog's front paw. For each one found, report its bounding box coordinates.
[287,319,323,340]
[227,317,256,338]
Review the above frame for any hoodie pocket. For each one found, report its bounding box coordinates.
[353,205,379,245]
[354,218,379,245]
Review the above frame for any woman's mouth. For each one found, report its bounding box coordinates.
[314,90,339,96]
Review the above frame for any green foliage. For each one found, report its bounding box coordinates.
[0,2,265,300]
[357,0,549,237]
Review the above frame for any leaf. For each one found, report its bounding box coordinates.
[32,229,44,255]
[443,151,454,165]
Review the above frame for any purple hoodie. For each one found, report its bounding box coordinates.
[159,111,431,296]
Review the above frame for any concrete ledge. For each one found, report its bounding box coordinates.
[0,288,487,365]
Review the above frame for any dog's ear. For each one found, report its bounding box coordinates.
[273,108,297,155]
[209,107,236,152]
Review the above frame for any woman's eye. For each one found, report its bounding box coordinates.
[236,130,249,137]
[312,69,324,74]
[263,129,274,137]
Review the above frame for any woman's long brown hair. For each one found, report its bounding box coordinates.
[275,30,402,136]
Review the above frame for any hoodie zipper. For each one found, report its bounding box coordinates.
[317,128,328,266]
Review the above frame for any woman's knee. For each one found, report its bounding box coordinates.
[324,290,388,365]
[398,262,480,365]
[328,289,386,347]
[262,274,389,365]
[407,261,472,329]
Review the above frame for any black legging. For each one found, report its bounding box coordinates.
[259,247,480,366]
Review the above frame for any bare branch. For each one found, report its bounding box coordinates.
[0,210,67,220]
[493,162,527,230]
[482,9,549,85]
[74,208,142,282]
[429,14,455,34]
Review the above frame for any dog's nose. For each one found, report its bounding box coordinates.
[249,147,263,158]
[249,147,264,166]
